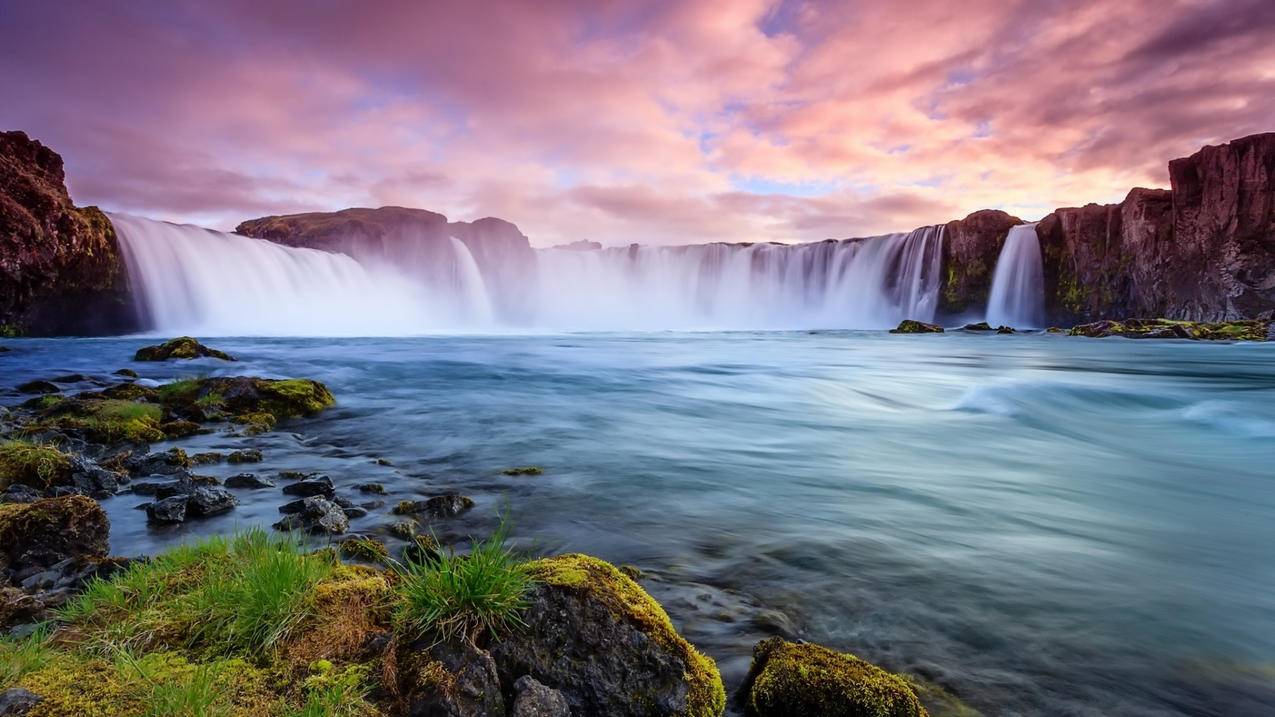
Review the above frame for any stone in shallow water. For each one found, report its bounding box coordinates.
[145,495,188,524]
[281,475,335,498]
[226,448,263,464]
[740,637,926,717]
[393,493,474,518]
[272,497,347,534]
[185,486,236,517]
[133,336,236,362]
[890,319,944,334]
[225,473,274,489]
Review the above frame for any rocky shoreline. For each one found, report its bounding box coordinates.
[0,338,968,717]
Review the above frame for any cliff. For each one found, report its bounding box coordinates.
[0,131,136,335]
[1035,133,1275,324]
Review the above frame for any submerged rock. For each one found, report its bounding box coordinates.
[491,553,725,717]
[226,447,262,464]
[739,637,927,717]
[225,473,274,489]
[960,322,992,331]
[890,320,944,334]
[16,380,59,395]
[144,495,188,525]
[134,336,236,361]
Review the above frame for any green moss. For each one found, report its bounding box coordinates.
[890,320,944,334]
[340,537,390,564]
[0,439,73,491]
[526,554,726,717]
[0,323,25,338]
[745,638,927,717]
[37,398,165,443]
[135,337,236,362]
[234,411,278,435]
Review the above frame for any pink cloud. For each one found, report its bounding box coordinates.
[0,0,1271,244]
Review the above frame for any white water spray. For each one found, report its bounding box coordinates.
[112,214,947,334]
[986,223,1045,328]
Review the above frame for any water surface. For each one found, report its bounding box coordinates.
[3,332,1273,716]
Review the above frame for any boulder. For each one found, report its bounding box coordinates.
[282,475,335,498]
[185,486,237,517]
[225,473,275,489]
[890,320,944,334]
[0,496,109,574]
[491,553,725,717]
[145,495,189,524]
[133,336,236,361]
[272,497,348,535]
[226,448,263,464]
[394,494,475,518]
[511,676,571,717]
[0,688,42,716]
[739,638,927,717]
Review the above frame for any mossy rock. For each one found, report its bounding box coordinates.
[492,553,725,717]
[740,638,927,717]
[890,320,944,334]
[134,336,236,362]
[34,397,165,443]
[1070,318,1271,341]
[0,495,109,573]
[0,439,73,492]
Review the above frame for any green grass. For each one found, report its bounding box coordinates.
[394,525,531,644]
[0,439,72,490]
[0,626,54,687]
[114,650,229,717]
[61,530,335,658]
[284,661,372,717]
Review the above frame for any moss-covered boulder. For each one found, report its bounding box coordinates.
[24,376,334,446]
[0,440,72,492]
[740,638,927,717]
[0,496,109,574]
[491,553,725,717]
[134,336,236,361]
[890,320,944,334]
[1069,318,1271,340]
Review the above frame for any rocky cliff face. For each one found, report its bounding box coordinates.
[938,209,1023,316]
[1033,133,1275,324]
[0,131,136,335]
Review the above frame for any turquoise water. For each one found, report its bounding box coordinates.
[4,332,1274,715]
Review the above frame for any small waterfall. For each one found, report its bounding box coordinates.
[986,223,1045,328]
[446,236,495,325]
[110,213,438,336]
[111,213,948,333]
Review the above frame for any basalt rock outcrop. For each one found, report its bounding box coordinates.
[0,131,136,335]
[1035,133,1275,324]
[938,209,1022,316]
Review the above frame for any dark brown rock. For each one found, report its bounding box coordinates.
[0,495,109,574]
[0,131,136,335]
[939,209,1022,315]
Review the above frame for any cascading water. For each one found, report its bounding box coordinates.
[530,225,944,330]
[112,213,947,334]
[986,223,1045,328]
[110,214,440,336]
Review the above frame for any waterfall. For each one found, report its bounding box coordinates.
[111,213,947,334]
[986,223,1045,328]
[110,213,440,336]
[530,225,944,330]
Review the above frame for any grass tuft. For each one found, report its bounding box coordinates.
[0,439,72,490]
[393,525,531,644]
[0,625,54,687]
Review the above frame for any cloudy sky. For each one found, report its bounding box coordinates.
[2,0,1272,246]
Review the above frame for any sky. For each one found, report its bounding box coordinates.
[2,0,1273,247]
